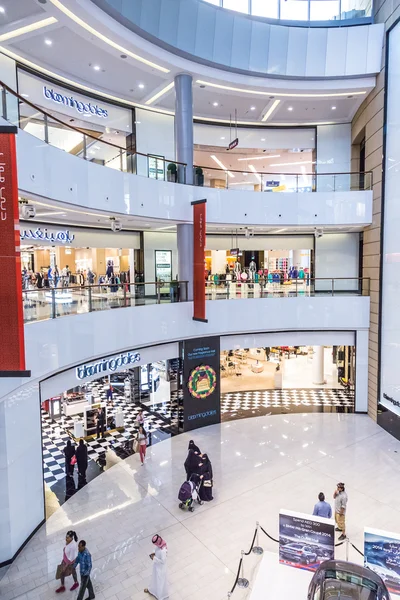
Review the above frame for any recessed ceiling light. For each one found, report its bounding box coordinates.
[220,136,225,140]
[288,106,293,111]
[0,6,5,13]
[213,102,219,107]
[93,65,101,71]
[261,138,265,141]
[332,106,337,110]
[44,38,52,45]
[138,83,145,89]
[250,106,256,111]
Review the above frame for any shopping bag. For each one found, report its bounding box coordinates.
[55,563,64,580]
[134,440,140,453]
[70,455,77,466]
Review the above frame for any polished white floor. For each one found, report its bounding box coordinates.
[2,413,400,600]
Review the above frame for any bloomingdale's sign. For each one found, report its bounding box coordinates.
[76,351,141,380]
[20,227,75,244]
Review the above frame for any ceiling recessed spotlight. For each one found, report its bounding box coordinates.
[0,6,5,13]
[93,65,101,71]
[261,138,265,141]
[250,106,256,111]
[288,106,293,111]
[332,106,337,110]
[44,38,52,46]
[138,83,145,89]
[213,102,219,107]
[220,136,225,140]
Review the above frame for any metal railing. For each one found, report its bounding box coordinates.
[22,281,188,323]
[22,278,369,324]
[0,81,372,192]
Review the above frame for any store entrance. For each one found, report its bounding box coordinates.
[40,359,180,510]
[220,346,355,421]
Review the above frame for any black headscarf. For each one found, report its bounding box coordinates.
[185,450,201,479]
[64,439,75,460]
[188,440,201,454]
[200,453,213,480]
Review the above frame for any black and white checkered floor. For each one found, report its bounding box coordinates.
[42,381,170,487]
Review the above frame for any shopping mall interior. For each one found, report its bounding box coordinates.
[1,0,399,599]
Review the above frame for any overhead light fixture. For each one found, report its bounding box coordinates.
[249,164,262,183]
[288,106,293,111]
[0,7,5,14]
[332,106,337,110]
[210,155,235,178]
[0,16,57,42]
[93,65,101,71]
[250,106,256,111]
[262,99,280,122]
[195,80,367,98]
[213,102,219,107]
[237,155,280,161]
[48,0,170,73]
[261,138,266,141]
[44,38,52,46]
[220,137,225,140]
[138,83,145,89]
[145,82,174,105]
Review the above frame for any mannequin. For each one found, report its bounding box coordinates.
[298,267,305,280]
[292,266,299,279]
[249,260,257,282]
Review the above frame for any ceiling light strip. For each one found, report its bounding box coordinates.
[0,17,57,42]
[210,155,234,178]
[249,164,262,183]
[196,80,367,98]
[145,82,175,106]
[262,99,280,122]
[237,155,281,161]
[48,0,170,73]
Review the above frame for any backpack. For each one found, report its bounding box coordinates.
[178,481,192,502]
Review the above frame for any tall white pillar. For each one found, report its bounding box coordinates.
[313,346,325,385]
[177,223,193,301]
[174,73,193,185]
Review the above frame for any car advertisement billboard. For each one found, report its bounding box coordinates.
[279,510,335,572]
[364,527,400,594]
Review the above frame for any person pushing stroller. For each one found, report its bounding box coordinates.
[178,473,203,512]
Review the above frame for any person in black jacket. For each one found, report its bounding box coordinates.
[76,439,88,480]
[64,440,76,476]
[184,440,201,480]
[198,454,213,502]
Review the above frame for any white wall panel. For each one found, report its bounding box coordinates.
[214,8,234,66]
[287,27,308,78]
[231,14,252,70]
[249,20,270,73]
[345,25,368,76]
[135,109,175,176]
[315,233,359,291]
[268,24,289,75]
[305,28,327,78]
[325,27,348,77]
[15,126,372,228]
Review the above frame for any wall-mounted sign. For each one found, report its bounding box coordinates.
[43,86,108,119]
[76,351,140,380]
[20,227,75,244]
[266,180,280,187]
[230,248,241,257]
[155,250,172,283]
[148,155,165,180]
[228,138,239,150]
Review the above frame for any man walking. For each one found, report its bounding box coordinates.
[333,482,348,541]
[312,492,332,519]
[74,540,95,600]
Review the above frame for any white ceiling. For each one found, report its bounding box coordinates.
[0,0,375,125]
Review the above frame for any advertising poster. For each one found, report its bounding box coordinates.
[0,126,29,375]
[279,510,335,572]
[364,527,400,594]
[192,199,206,322]
[182,336,220,431]
[155,250,172,294]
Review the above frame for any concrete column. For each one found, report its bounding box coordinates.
[177,223,193,300]
[313,346,325,385]
[174,73,193,185]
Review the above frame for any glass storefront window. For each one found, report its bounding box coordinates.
[310,0,340,20]
[252,0,279,18]
[223,0,249,13]
[280,0,309,20]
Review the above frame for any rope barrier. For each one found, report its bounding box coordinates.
[244,528,258,556]
[350,542,364,557]
[260,525,279,544]
[230,557,243,594]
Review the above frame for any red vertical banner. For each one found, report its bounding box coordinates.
[192,199,207,322]
[0,126,29,376]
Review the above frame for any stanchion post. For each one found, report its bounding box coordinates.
[252,521,264,555]
[237,551,250,589]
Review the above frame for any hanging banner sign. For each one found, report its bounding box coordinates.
[192,199,207,322]
[228,138,239,150]
[0,126,30,376]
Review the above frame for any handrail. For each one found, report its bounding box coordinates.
[0,80,373,183]
[0,80,187,167]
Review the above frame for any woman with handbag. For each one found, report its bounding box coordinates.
[198,454,214,502]
[63,440,76,476]
[55,530,79,593]
[136,425,148,466]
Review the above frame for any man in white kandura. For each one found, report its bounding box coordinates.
[144,534,168,599]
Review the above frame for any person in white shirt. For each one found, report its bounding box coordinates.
[145,534,168,600]
[56,530,79,593]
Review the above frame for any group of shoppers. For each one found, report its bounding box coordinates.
[184,440,214,502]
[64,439,88,480]
[312,482,348,541]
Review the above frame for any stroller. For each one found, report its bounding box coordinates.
[178,474,203,512]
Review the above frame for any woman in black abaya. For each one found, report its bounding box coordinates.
[184,440,201,480]
[198,453,214,502]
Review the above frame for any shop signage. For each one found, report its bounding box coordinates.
[364,527,400,595]
[266,180,280,187]
[192,199,207,322]
[43,86,108,119]
[0,126,29,376]
[182,337,220,431]
[230,248,240,257]
[279,510,335,572]
[228,138,239,150]
[76,351,141,380]
[20,227,75,244]
[155,250,172,283]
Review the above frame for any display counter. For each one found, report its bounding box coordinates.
[63,392,88,417]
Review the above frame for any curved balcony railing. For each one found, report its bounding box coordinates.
[1,82,372,193]
[22,278,370,324]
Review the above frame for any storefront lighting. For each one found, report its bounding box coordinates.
[145,82,175,105]
[48,0,170,73]
[0,16,57,42]
[196,80,367,98]
[210,155,235,178]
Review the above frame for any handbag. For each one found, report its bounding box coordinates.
[203,480,212,487]
[70,455,77,466]
[134,440,140,453]
[55,563,64,580]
